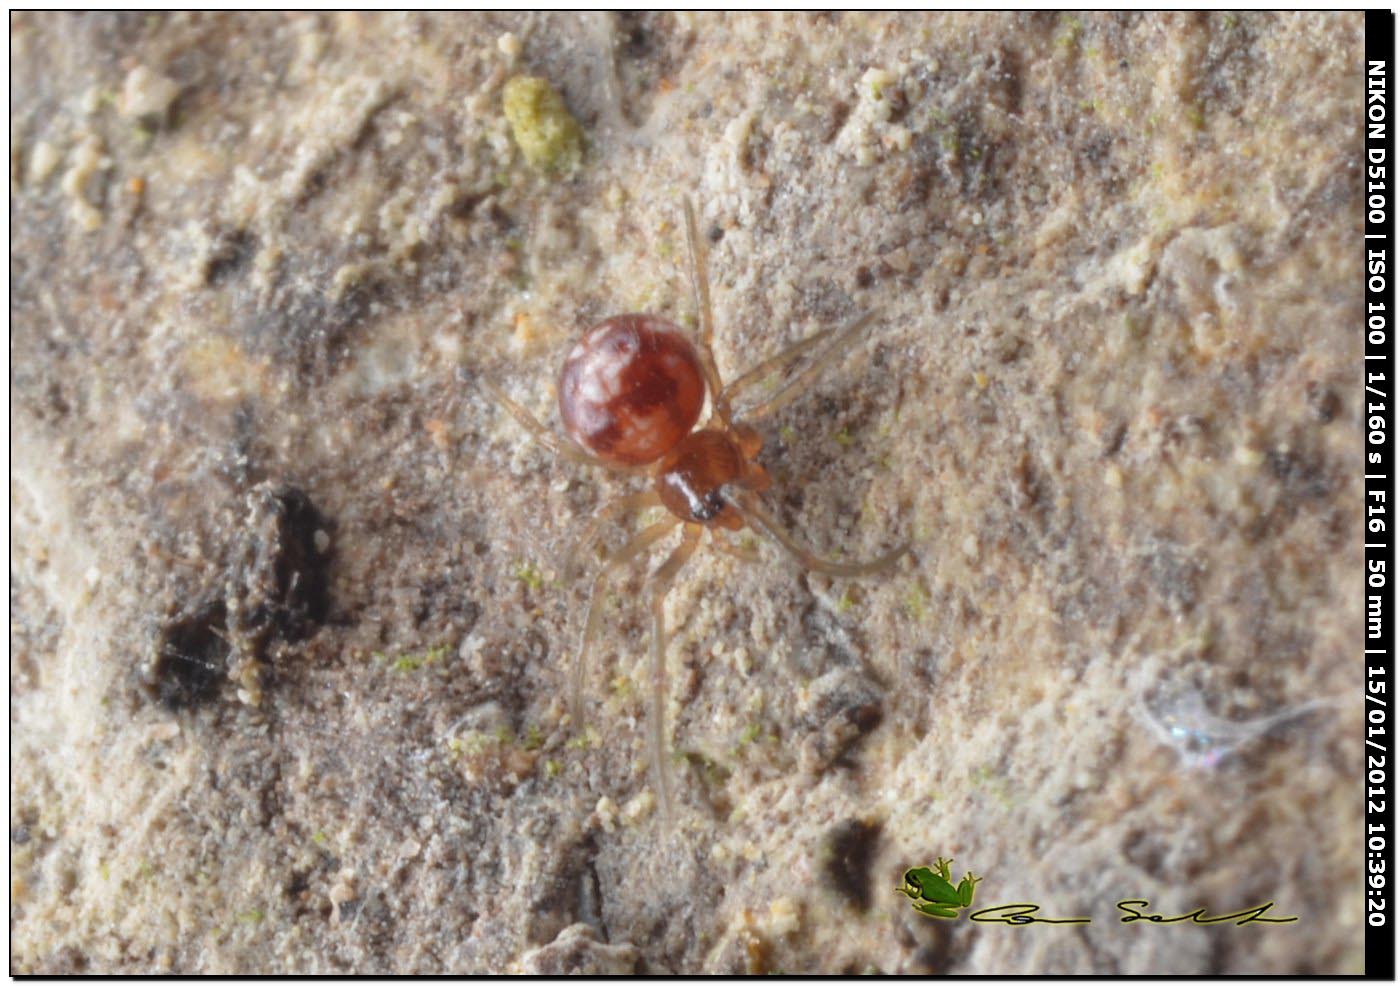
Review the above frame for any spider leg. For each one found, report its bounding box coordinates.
[572,520,679,726]
[683,198,732,428]
[710,529,761,564]
[482,380,646,476]
[720,324,841,406]
[646,522,704,824]
[738,311,875,422]
[731,491,908,577]
[560,489,665,584]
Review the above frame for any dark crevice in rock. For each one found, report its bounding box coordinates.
[149,598,231,710]
[822,818,883,911]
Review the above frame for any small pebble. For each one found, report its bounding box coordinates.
[623,791,655,824]
[594,796,618,833]
[28,140,60,184]
[118,65,180,121]
[768,897,800,937]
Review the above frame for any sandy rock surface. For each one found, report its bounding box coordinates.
[10,12,1364,974]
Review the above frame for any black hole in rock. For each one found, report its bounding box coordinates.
[151,599,230,710]
[822,818,883,911]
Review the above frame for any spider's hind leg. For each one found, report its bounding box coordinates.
[482,381,597,466]
[682,198,731,427]
[734,311,876,421]
[482,379,647,476]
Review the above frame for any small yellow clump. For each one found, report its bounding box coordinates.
[502,75,583,173]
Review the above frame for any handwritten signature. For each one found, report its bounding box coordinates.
[965,901,1297,926]
[897,861,1298,927]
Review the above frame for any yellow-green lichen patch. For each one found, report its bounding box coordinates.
[971,764,1016,809]
[502,75,583,173]
[513,560,545,591]
[376,644,449,673]
[565,725,601,751]
[610,674,636,702]
[903,581,929,621]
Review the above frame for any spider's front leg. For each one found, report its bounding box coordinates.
[571,519,678,726]
[645,522,703,824]
[560,490,664,584]
[730,491,908,577]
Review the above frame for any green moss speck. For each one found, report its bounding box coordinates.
[502,75,584,173]
[389,644,447,672]
[903,582,929,621]
[1056,17,1083,49]
[971,764,1016,807]
[566,726,600,751]
[514,560,545,591]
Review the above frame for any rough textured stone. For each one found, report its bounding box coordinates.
[10,11,1363,973]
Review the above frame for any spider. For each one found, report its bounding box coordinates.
[485,200,907,819]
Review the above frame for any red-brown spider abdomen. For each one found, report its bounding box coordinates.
[558,314,707,466]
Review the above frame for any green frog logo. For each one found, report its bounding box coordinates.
[896,857,982,919]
